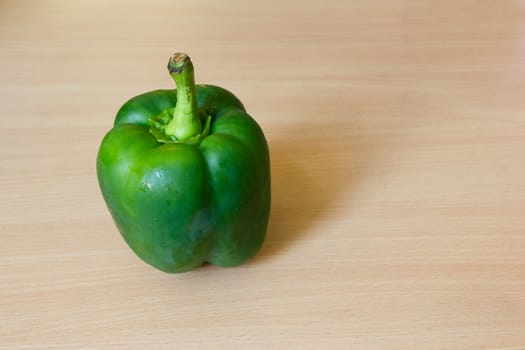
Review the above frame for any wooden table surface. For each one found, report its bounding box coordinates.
[2,1,525,349]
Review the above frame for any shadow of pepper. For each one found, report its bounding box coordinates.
[252,119,377,263]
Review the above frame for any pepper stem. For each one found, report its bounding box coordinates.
[164,53,202,140]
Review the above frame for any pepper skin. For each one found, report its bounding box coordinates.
[97,53,270,273]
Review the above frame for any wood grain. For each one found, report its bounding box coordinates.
[1,1,524,349]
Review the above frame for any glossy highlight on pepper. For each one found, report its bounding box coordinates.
[96,53,271,273]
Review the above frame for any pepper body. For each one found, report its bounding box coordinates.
[97,54,270,273]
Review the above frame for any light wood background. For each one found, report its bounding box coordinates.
[1,1,525,349]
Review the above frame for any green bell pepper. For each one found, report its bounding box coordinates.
[97,53,271,273]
